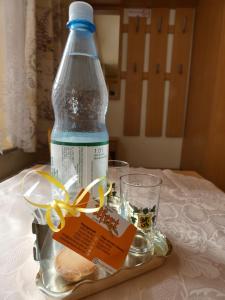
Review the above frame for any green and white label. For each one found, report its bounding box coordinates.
[50,140,108,190]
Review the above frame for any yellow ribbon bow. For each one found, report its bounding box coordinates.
[23,170,111,232]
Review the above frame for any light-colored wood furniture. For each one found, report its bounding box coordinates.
[181,0,225,191]
[120,6,194,137]
[145,8,168,137]
[123,17,146,136]
[166,8,194,137]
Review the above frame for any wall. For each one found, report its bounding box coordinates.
[95,14,120,76]
[107,9,192,168]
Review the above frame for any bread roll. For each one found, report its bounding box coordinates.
[55,247,96,282]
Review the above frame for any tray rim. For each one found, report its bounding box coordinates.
[36,238,172,299]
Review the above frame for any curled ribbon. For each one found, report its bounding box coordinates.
[22,170,112,232]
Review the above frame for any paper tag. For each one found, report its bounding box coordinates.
[53,200,136,272]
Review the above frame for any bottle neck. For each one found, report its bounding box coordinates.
[63,23,98,58]
[67,19,96,33]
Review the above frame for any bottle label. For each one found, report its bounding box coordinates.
[50,140,109,191]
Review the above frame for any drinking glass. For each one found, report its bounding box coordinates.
[107,160,129,212]
[120,173,162,255]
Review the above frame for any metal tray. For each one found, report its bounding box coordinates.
[33,221,172,300]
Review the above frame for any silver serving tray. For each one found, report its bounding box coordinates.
[33,220,172,300]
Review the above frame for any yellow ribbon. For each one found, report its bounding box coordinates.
[23,170,111,232]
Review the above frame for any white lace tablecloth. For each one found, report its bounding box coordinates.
[1,166,225,300]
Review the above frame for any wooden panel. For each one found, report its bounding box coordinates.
[92,0,197,9]
[145,8,169,136]
[121,71,171,80]
[181,0,225,190]
[166,8,194,137]
[182,1,224,170]
[123,17,146,136]
[122,24,174,33]
[205,39,225,190]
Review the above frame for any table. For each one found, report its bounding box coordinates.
[0,166,225,300]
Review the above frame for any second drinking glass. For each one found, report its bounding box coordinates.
[107,160,129,212]
[120,173,162,255]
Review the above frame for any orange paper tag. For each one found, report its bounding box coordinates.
[53,195,136,273]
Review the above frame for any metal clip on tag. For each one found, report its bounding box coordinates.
[32,216,50,262]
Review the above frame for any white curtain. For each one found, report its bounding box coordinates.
[0,0,37,152]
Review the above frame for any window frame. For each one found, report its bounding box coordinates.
[0,148,36,181]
